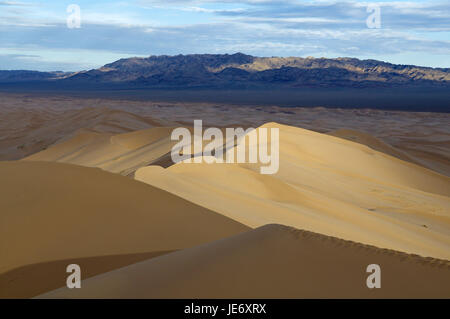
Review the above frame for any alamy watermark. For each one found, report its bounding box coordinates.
[366,264,381,288]
[366,4,381,29]
[66,263,81,289]
[170,120,279,175]
[67,4,81,29]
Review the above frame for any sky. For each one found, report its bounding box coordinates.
[0,0,449,71]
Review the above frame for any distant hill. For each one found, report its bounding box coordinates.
[2,53,449,88]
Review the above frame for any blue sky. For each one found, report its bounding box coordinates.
[1,0,449,71]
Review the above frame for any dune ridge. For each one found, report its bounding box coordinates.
[23,127,179,176]
[38,224,450,299]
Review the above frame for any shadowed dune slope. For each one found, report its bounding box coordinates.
[0,161,249,297]
[0,251,174,299]
[136,123,450,259]
[39,224,450,299]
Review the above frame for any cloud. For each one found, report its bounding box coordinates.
[2,20,448,56]
[0,1,33,6]
[0,0,449,69]
[0,53,87,71]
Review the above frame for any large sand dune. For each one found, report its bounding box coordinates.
[38,224,450,299]
[0,161,249,298]
[136,123,450,260]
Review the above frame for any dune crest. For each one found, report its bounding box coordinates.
[38,224,450,299]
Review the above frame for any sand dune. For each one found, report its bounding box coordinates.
[38,224,450,299]
[136,123,450,259]
[22,125,238,176]
[0,161,249,298]
[2,93,448,175]
[0,102,174,161]
[23,127,180,176]
[327,128,450,177]
[328,129,426,167]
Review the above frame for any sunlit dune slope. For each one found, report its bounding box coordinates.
[22,126,236,176]
[22,127,180,176]
[136,123,450,259]
[327,128,450,176]
[38,224,450,299]
[0,161,249,297]
[328,129,426,167]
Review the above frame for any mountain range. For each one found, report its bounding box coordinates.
[1,53,449,89]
